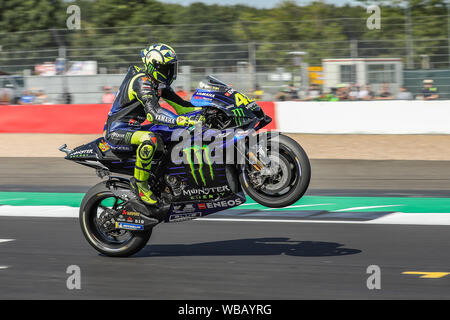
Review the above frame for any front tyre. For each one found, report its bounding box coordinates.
[79,181,152,257]
[239,134,311,208]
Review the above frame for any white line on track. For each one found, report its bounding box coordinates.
[1,206,450,226]
[0,240,14,271]
[333,205,402,212]
[0,206,78,218]
[196,212,450,226]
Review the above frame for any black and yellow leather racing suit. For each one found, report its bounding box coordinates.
[104,65,200,205]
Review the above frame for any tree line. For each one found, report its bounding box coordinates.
[0,0,448,72]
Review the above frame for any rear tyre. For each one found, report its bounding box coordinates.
[239,134,311,208]
[79,181,152,257]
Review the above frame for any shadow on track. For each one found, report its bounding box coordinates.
[133,237,361,258]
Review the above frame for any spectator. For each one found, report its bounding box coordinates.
[287,83,299,100]
[275,88,290,101]
[102,86,116,104]
[316,87,339,101]
[34,89,50,104]
[418,79,439,100]
[375,83,394,100]
[336,84,350,100]
[395,87,413,100]
[0,84,14,105]
[18,90,35,105]
[303,84,321,101]
[357,85,375,101]
[252,84,264,101]
[348,84,360,101]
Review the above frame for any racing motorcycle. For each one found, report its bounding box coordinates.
[59,76,310,257]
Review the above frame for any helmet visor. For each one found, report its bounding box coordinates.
[155,62,177,85]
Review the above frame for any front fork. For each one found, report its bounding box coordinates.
[242,133,277,189]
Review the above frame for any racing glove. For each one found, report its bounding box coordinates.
[176,115,204,127]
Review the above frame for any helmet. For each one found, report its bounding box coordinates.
[141,44,178,85]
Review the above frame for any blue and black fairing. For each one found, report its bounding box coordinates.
[190,76,270,130]
[191,89,236,108]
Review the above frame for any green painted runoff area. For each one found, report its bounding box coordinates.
[0,192,449,213]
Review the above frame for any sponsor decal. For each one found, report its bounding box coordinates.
[189,194,216,200]
[198,92,215,98]
[247,102,259,111]
[111,145,133,152]
[182,145,214,186]
[122,210,140,217]
[194,96,212,102]
[182,185,230,197]
[225,88,236,97]
[116,222,144,230]
[232,108,246,126]
[98,140,110,152]
[156,114,176,124]
[173,204,196,214]
[125,132,133,143]
[198,198,242,210]
[128,119,140,126]
[169,212,201,222]
[69,149,94,158]
[110,132,125,139]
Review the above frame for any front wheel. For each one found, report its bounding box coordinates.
[79,181,152,257]
[239,134,311,208]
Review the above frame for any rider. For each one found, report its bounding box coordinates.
[104,43,201,206]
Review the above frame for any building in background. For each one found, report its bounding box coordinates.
[322,58,403,95]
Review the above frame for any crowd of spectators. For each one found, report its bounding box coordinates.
[0,86,50,105]
[272,79,440,102]
[18,89,50,105]
[1,79,443,105]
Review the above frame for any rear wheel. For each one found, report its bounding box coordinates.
[239,134,311,208]
[79,182,152,257]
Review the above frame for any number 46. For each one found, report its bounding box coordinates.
[235,93,253,107]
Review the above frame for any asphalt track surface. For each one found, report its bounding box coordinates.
[0,158,449,299]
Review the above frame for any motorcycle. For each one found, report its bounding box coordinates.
[59,76,311,257]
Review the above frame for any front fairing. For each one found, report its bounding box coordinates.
[191,88,264,129]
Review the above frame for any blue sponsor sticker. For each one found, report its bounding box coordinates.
[116,222,144,230]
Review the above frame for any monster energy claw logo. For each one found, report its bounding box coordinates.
[183,145,214,186]
[232,108,245,126]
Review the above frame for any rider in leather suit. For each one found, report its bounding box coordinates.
[104,44,201,205]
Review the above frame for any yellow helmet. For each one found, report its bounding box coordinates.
[141,43,178,85]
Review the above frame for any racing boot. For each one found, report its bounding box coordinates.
[132,139,158,206]
[131,178,158,206]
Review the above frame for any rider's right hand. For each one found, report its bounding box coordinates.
[176,115,202,127]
